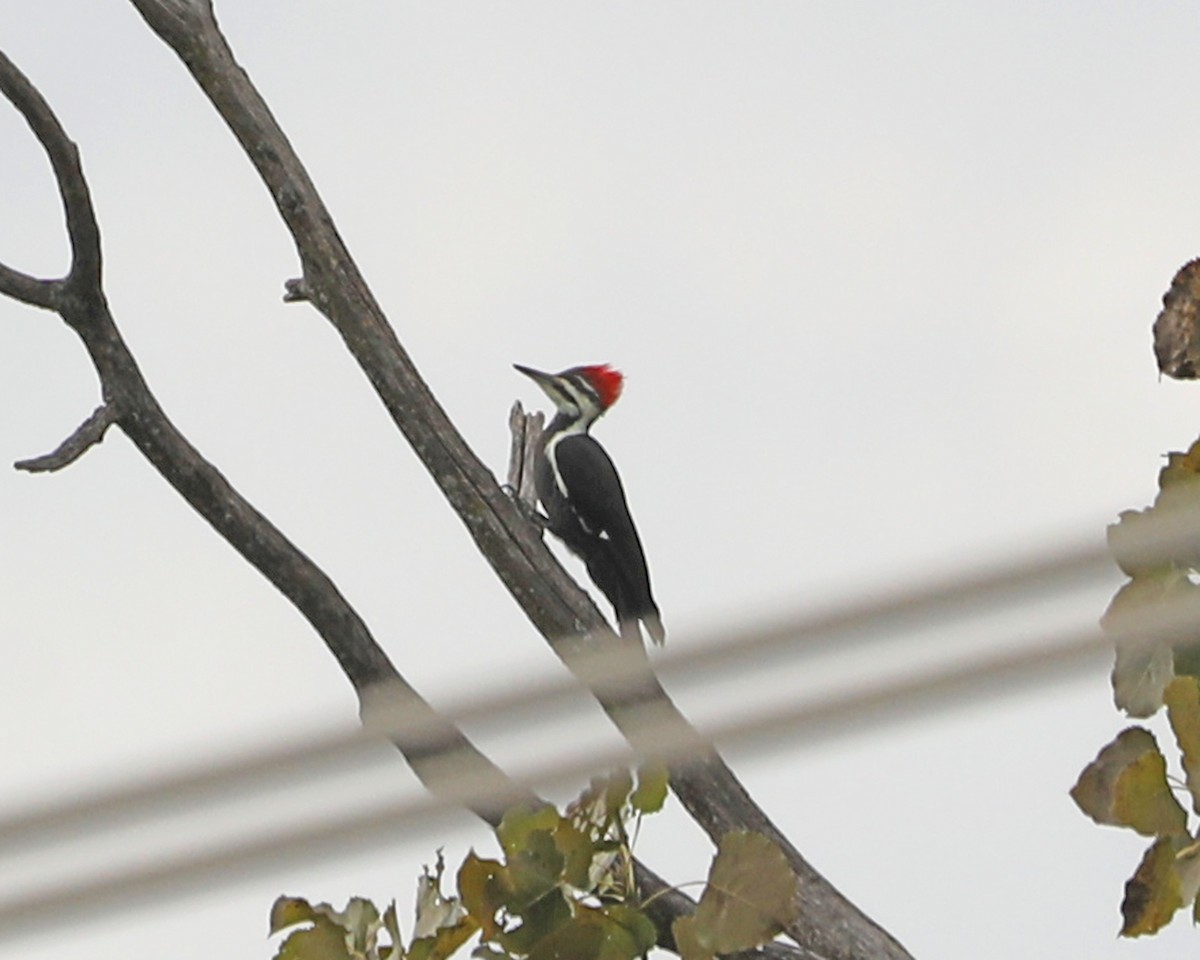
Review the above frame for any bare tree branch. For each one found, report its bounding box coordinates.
[0,51,100,298]
[115,4,913,958]
[14,403,117,472]
[0,263,60,310]
[0,39,512,822]
[0,43,819,960]
[506,402,547,527]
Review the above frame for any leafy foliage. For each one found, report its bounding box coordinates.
[268,766,796,960]
[269,855,475,960]
[454,766,669,960]
[1105,441,1200,717]
[1071,684,1200,935]
[1073,436,1200,936]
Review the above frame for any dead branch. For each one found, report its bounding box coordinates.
[14,403,117,472]
[117,3,913,958]
[0,41,512,823]
[0,41,813,960]
[0,54,99,299]
[0,262,59,310]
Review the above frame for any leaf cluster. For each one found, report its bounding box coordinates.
[269,854,476,960]
[456,767,668,960]
[1105,439,1200,717]
[267,769,666,960]
[268,768,799,960]
[1071,679,1200,935]
[1073,437,1200,935]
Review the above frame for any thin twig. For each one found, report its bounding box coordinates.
[15,404,117,472]
[506,401,545,524]
[282,276,310,303]
[0,51,100,297]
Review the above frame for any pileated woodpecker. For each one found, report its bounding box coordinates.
[514,363,665,645]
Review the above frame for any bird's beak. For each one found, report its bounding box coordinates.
[513,363,558,399]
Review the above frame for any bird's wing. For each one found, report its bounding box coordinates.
[553,434,662,640]
[552,434,635,539]
[555,435,653,586]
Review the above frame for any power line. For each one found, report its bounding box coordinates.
[0,618,1113,941]
[5,512,1192,940]
[0,528,1119,853]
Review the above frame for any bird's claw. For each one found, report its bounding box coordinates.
[503,484,550,529]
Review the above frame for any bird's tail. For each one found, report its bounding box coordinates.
[617,611,665,646]
[641,610,665,646]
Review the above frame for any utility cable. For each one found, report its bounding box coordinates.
[0,526,1126,853]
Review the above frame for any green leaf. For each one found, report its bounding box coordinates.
[470,947,512,960]
[274,916,357,960]
[1114,750,1190,839]
[497,805,560,856]
[271,896,321,936]
[674,831,799,960]
[671,915,707,960]
[552,820,595,891]
[1071,727,1189,838]
[603,769,634,818]
[505,828,565,910]
[1121,837,1185,937]
[1165,676,1200,815]
[597,904,658,959]
[409,919,478,960]
[520,902,656,960]
[268,896,382,960]
[526,916,603,960]
[1175,840,1200,915]
[1174,641,1200,678]
[499,892,571,957]
[631,765,669,814]
[458,854,510,939]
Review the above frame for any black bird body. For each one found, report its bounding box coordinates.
[515,364,665,644]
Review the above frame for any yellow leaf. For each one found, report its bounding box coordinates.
[1071,727,1188,837]
[671,915,710,960]
[1165,676,1200,815]
[685,832,799,957]
[631,765,669,814]
[457,854,509,939]
[275,919,356,960]
[270,896,319,936]
[1113,749,1189,839]
[1121,838,1185,937]
[408,918,478,960]
[268,896,381,959]
[497,804,560,856]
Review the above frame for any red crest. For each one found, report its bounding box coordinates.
[576,364,624,409]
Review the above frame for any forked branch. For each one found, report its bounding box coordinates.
[0,52,100,299]
[120,3,912,958]
[0,40,807,960]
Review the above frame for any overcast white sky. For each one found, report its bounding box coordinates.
[3,2,1200,958]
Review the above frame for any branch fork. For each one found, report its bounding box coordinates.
[0,12,911,959]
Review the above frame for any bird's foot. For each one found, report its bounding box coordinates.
[503,484,550,529]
